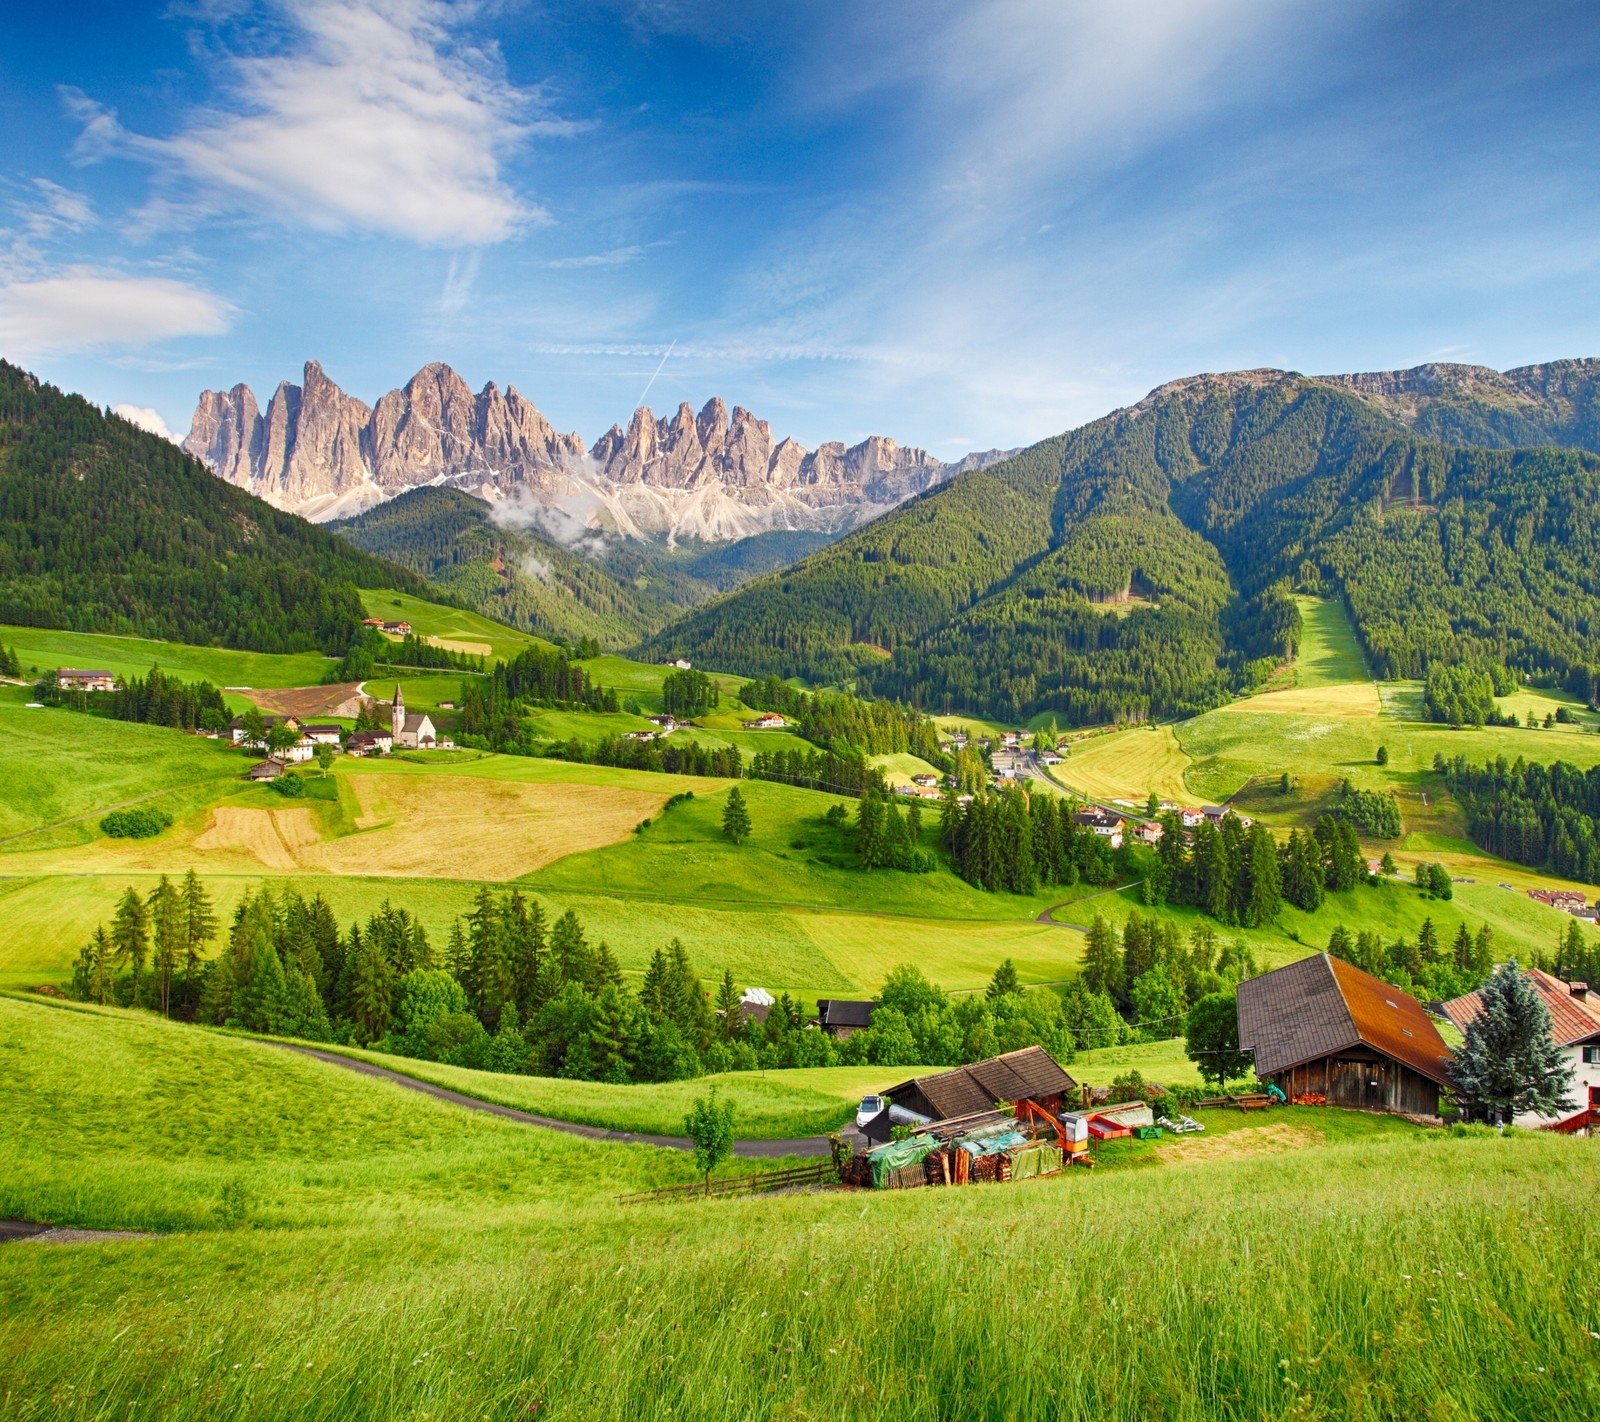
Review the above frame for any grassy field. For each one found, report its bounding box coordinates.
[312,1047,917,1137]
[357,590,552,664]
[4,998,1600,1421]
[869,751,944,786]
[0,623,332,689]
[1292,595,1371,686]
[1051,724,1191,803]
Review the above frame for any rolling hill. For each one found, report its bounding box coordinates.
[0,362,427,655]
[643,362,1600,721]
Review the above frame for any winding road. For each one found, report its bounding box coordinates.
[275,1045,862,1159]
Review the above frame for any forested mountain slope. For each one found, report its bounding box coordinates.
[644,365,1600,721]
[0,362,425,655]
[331,489,841,650]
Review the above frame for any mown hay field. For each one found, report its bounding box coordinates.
[357,589,553,665]
[1050,724,1191,802]
[3,999,1599,1422]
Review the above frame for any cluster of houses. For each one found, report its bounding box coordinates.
[1528,887,1594,921]
[235,685,452,778]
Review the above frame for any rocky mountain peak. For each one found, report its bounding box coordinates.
[184,360,1009,538]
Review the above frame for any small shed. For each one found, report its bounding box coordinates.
[815,999,874,1039]
[864,1045,1077,1144]
[246,759,285,781]
[1237,954,1452,1115]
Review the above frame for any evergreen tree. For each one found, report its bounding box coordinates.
[986,958,1022,999]
[714,968,743,1041]
[1428,863,1454,900]
[110,887,151,1007]
[179,870,218,1014]
[856,790,886,868]
[1448,962,1577,1122]
[148,875,183,1016]
[721,786,752,845]
[348,933,395,1043]
[73,926,116,1005]
[1082,915,1124,1004]
[233,932,288,1033]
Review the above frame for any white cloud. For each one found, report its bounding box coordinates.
[112,404,181,442]
[67,0,567,247]
[0,270,233,359]
[546,246,645,269]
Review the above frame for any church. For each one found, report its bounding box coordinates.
[390,685,438,750]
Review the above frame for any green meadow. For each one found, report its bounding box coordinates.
[3,997,1599,1421]
[356,589,553,663]
[0,622,333,689]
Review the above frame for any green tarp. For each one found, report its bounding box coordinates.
[1006,1141,1063,1180]
[868,1137,937,1188]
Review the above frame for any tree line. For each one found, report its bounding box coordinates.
[35,664,229,732]
[458,646,618,750]
[1439,752,1600,885]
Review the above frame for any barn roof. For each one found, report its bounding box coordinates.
[816,999,874,1029]
[886,1046,1076,1121]
[1237,953,1454,1086]
[1441,968,1600,1049]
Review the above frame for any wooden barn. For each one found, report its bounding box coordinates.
[1236,954,1452,1116]
[862,1045,1077,1144]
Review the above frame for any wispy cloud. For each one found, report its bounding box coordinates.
[546,245,645,269]
[0,269,233,359]
[65,0,574,247]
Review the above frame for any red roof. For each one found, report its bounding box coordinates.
[1441,968,1600,1049]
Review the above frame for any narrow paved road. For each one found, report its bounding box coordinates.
[276,1045,859,1159]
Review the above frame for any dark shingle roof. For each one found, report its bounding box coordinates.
[816,1000,874,1029]
[1237,953,1453,1085]
[887,1046,1076,1122]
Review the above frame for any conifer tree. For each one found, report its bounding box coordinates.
[148,875,183,1016]
[348,934,394,1043]
[986,958,1021,999]
[721,786,752,845]
[714,968,743,1041]
[1448,962,1576,1123]
[1082,915,1124,1004]
[111,887,151,1007]
[179,870,218,1013]
[234,933,288,1033]
[73,926,116,1005]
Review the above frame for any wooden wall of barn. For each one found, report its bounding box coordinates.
[1270,1053,1440,1116]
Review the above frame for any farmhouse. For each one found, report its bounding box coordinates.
[1179,807,1207,828]
[365,617,413,635]
[664,658,693,670]
[861,1045,1078,1146]
[647,714,677,731]
[912,773,940,788]
[1135,820,1164,846]
[991,750,1022,778]
[1237,954,1452,1115]
[1528,888,1589,915]
[815,999,874,1040]
[345,729,392,756]
[302,724,342,746]
[389,686,437,750]
[741,712,787,729]
[1073,808,1126,849]
[1441,969,1600,1131]
[229,714,300,747]
[55,669,118,692]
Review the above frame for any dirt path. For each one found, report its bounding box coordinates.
[0,1220,155,1245]
[275,1045,854,1159]
[1036,881,1144,930]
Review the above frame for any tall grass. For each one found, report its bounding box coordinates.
[3,997,1600,1420]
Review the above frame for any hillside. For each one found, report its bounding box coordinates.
[0,362,426,655]
[4,997,1598,1421]
[645,363,1600,721]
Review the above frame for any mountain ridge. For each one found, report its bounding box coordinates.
[642,358,1600,721]
[184,360,1014,543]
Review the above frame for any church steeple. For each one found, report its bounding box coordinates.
[391,683,404,740]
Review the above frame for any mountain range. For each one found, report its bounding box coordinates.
[183,360,1011,542]
[643,359,1600,722]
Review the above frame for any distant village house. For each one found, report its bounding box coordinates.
[815,999,874,1040]
[741,712,787,729]
[55,669,118,692]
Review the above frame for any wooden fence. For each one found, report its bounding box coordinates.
[617,1161,837,1205]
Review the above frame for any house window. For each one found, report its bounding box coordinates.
[1582,1046,1600,1065]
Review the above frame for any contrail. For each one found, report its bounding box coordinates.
[634,339,677,409]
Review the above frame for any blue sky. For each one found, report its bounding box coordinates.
[2,1,1598,458]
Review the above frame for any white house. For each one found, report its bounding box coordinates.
[56,669,118,692]
[389,685,437,750]
[1442,968,1600,1132]
[741,712,787,729]
[1073,808,1126,850]
[302,724,342,746]
[664,658,693,670]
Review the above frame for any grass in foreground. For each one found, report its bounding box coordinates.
[2,999,1599,1421]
